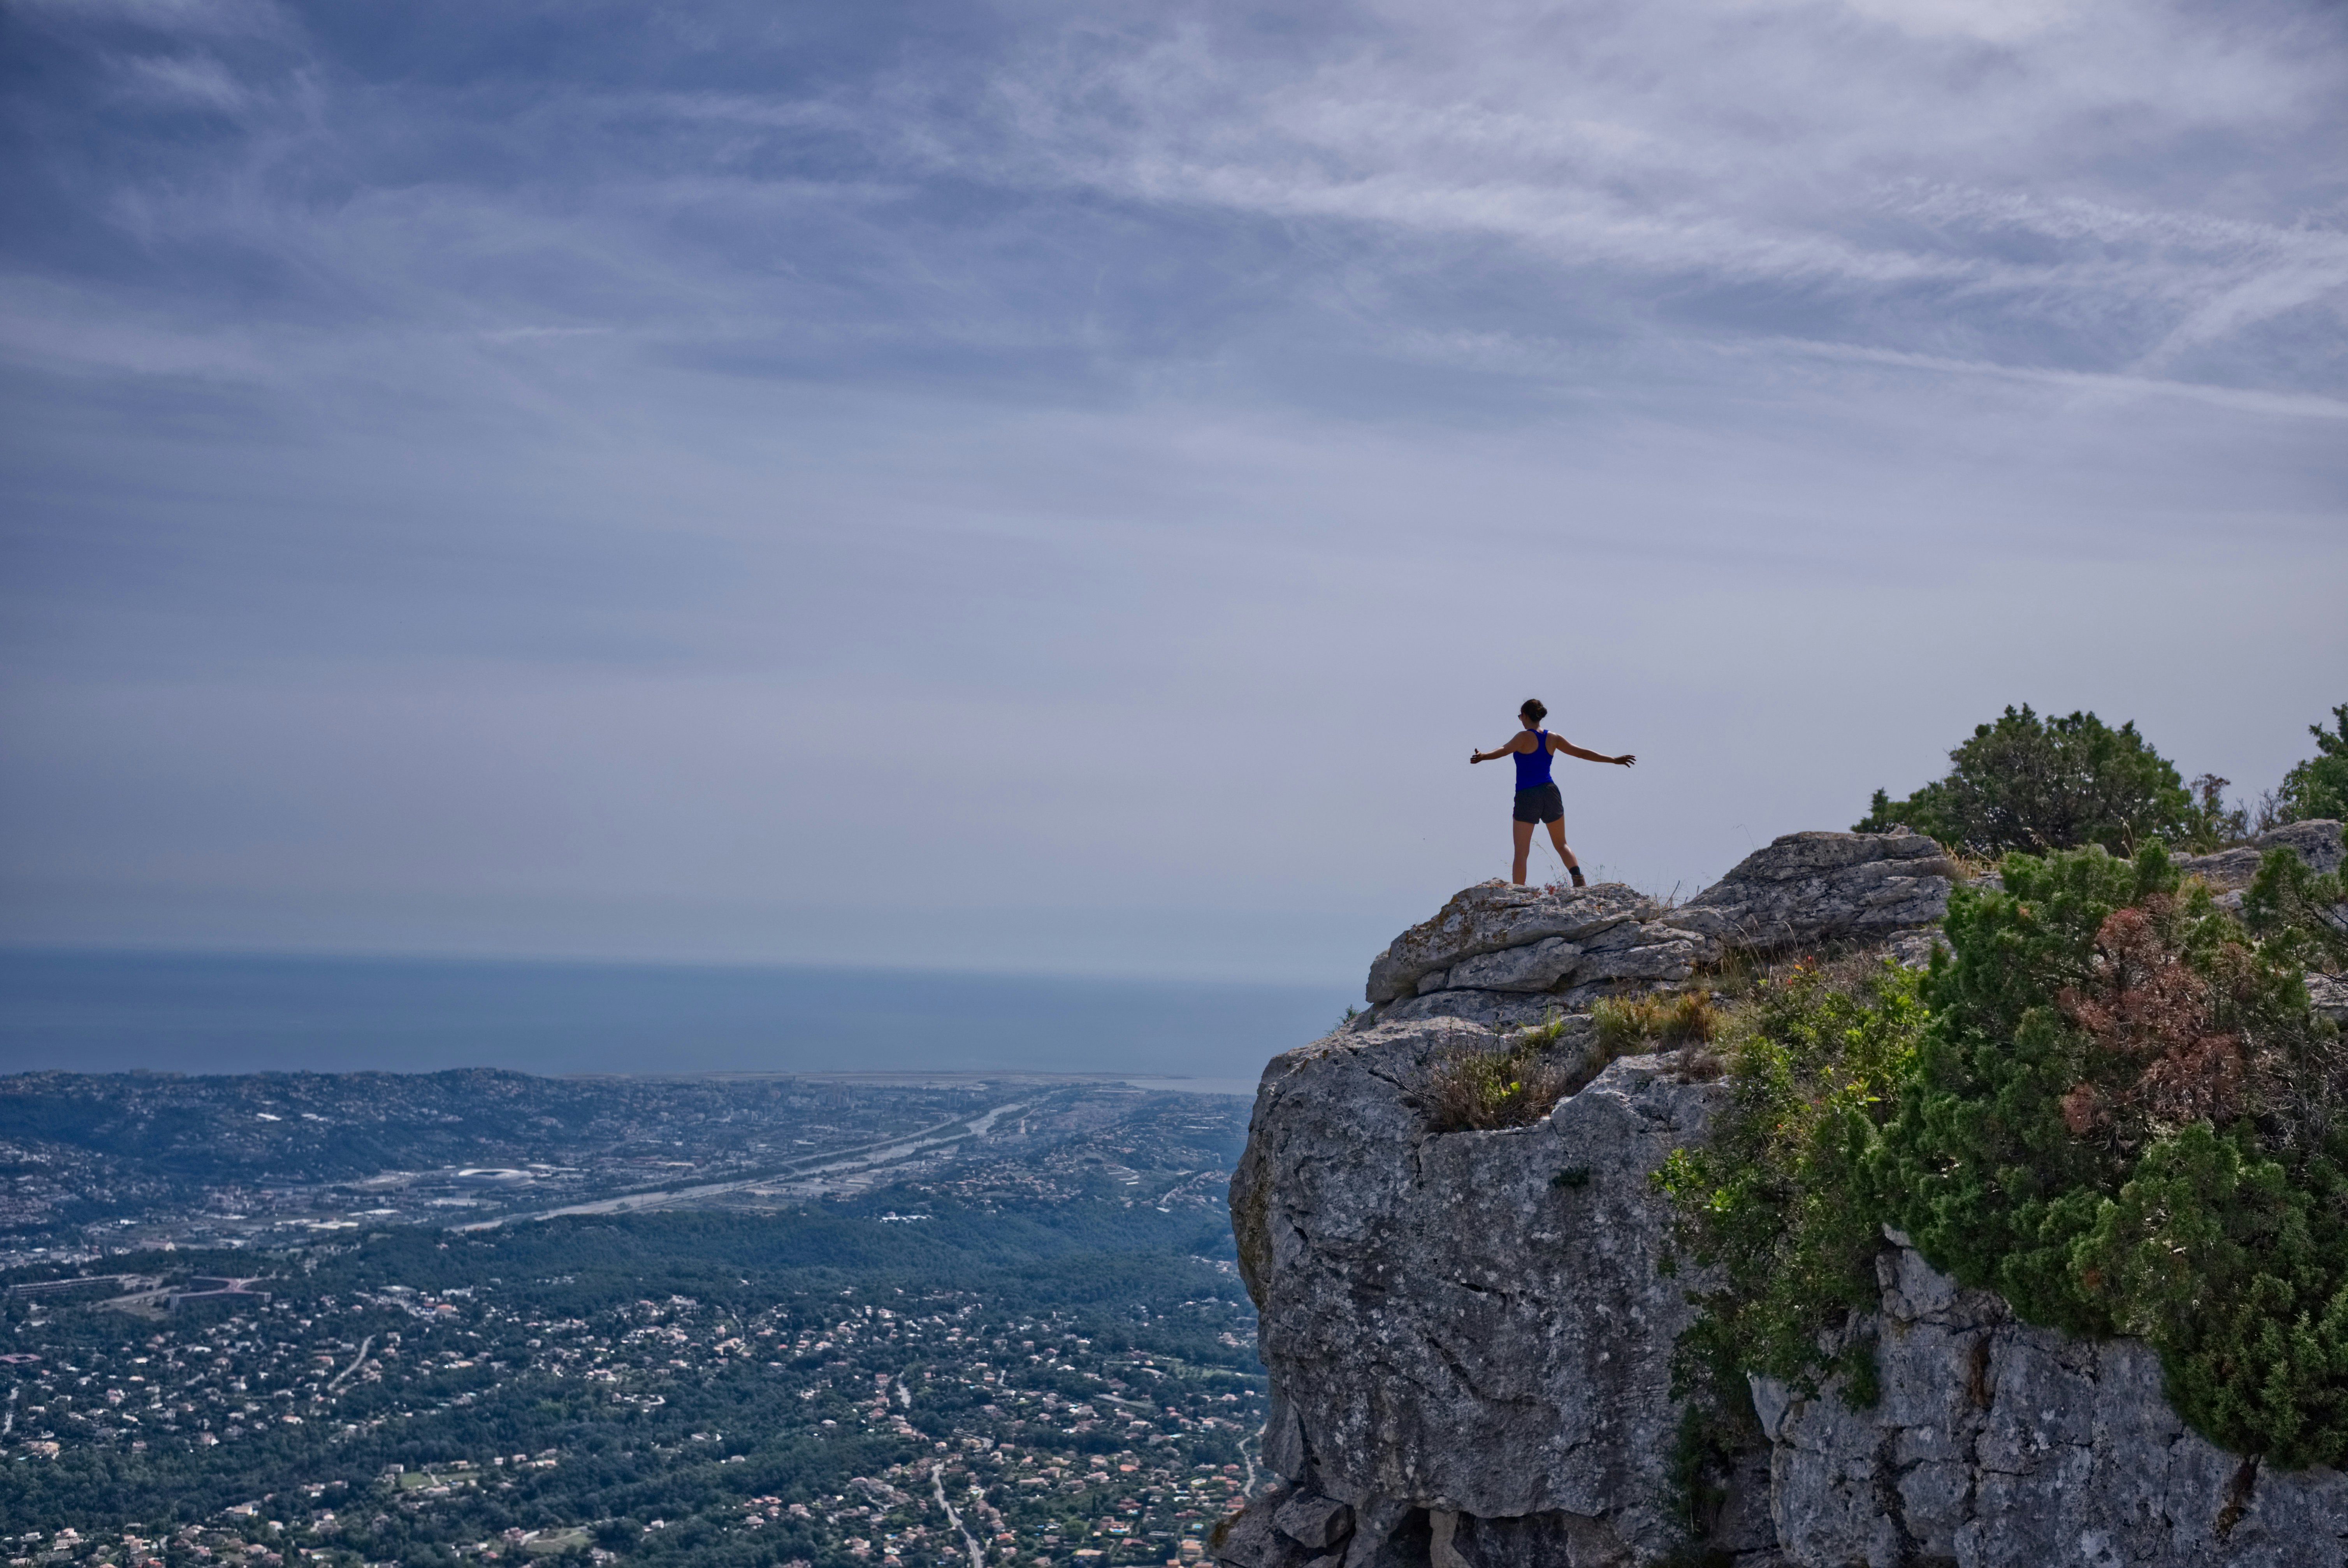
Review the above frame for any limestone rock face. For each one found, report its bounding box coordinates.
[1226,1023,1748,1567]
[1365,831,1956,1022]
[1764,1243,2348,1567]
[1383,990,1596,1032]
[1670,829,1957,951]
[2180,819,2344,892]
[1364,884,1651,1004]
[2310,972,2348,1025]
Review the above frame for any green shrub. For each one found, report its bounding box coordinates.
[1856,704,2204,857]
[2185,772,2252,853]
[2244,829,2348,972]
[1878,843,2348,1464]
[1663,839,2348,1468]
[1655,958,1924,1400]
[2272,705,2348,826]
[1651,958,1923,1552]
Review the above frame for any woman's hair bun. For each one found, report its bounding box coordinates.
[1520,698,1547,722]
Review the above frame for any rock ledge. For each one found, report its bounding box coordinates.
[1222,825,2348,1568]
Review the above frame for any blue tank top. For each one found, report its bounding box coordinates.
[1514,731,1554,789]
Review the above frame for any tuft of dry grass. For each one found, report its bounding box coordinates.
[1422,1016,1580,1133]
[1591,990,1725,1080]
[1592,990,1720,1053]
[1693,951,1766,1004]
[1942,849,2001,882]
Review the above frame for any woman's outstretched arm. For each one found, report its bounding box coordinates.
[1469,734,1536,764]
[1553,735,1636,766]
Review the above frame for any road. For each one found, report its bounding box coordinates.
[931,1463,987,1568]
[460,1101,1027,1229]
[327,1334,374,1393]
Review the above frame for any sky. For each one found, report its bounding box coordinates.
[2,0,2343,987]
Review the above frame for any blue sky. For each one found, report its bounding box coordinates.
[2,0,2343,984]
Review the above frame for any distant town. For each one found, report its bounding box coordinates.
[0,1072,1242,1266]
[0,1074,1265,1568]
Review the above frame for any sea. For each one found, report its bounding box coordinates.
[0,949,1354,1093]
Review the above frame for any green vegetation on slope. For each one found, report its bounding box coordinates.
[1656,957,1924,1405]
[1661,830,2348,1469]
[1880,841,2348,1463]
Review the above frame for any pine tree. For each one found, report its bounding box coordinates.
[1854,705,2196,857]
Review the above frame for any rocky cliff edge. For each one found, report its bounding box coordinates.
[1218,825,2348,1568]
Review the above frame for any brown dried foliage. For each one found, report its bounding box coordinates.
[2056,897,2246,1141]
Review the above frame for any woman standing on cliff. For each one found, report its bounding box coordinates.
[1470,699,1636,888]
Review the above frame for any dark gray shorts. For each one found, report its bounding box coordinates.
[1513,783,1563,824]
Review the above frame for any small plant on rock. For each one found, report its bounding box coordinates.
[1421,1016,1578,1133]
[1592,990,1719,1050]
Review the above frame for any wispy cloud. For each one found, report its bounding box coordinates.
[931,0,2348,383]
[13,0,292,40]
[1753,335,2348,421]
[109,51,255,113]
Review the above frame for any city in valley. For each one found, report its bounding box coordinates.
[0,1073,1269,1568]
[0,1072,1249,1260]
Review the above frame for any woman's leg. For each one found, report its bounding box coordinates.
[1511,819,1535,884]
[1546,818,1586,886]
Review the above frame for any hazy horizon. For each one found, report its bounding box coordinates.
[0,947,1343,1080]
[5,0,2342,987]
